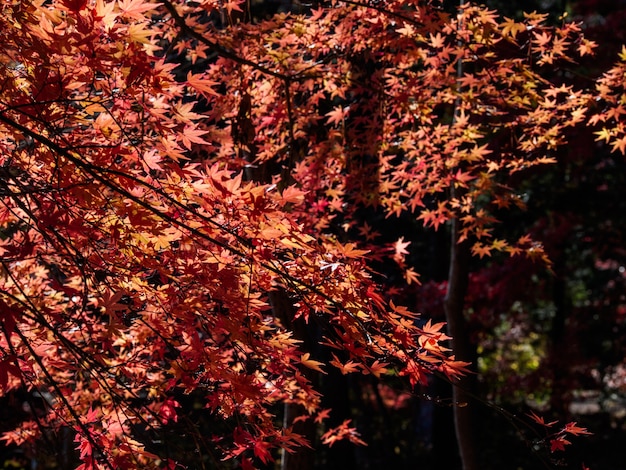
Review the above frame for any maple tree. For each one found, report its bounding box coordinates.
[0,0,622,468]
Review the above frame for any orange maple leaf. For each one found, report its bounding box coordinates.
[279,186,307,205]
[611,135,626,155]
[336,242,369,259]
[186,71,220,98]
[314,408,331,424]
[420,319,447,336]
[330,354,360,375]
[577,39,597,57]
[367,360,389,378]
[300,353,327,374]
[118,0,161,19]
[181,125,211,149]
[500,17,525,39]
[527,410,558,427]
[472,242,492,258]
[429,32,445,48]
[325,106,349,126]
[533,31,552,48]
[404,267,421,285]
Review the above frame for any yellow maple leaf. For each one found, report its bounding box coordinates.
[300,353,327,374]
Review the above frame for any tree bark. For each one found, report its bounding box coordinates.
[444,0,478,466]
[443,216,478,470]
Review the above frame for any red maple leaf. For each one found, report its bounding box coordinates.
[527,410,558,428]
[325,106,349,126]
[563,422,592,436]
[550,436,571,452]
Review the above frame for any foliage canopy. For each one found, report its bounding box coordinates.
[1,0,621,468]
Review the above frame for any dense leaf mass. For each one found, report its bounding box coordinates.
[0,0,622,468]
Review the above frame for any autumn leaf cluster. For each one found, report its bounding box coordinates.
[0,0,623,468]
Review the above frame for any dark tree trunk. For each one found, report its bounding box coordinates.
[444,0,479,466]
[443,217,478,470]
